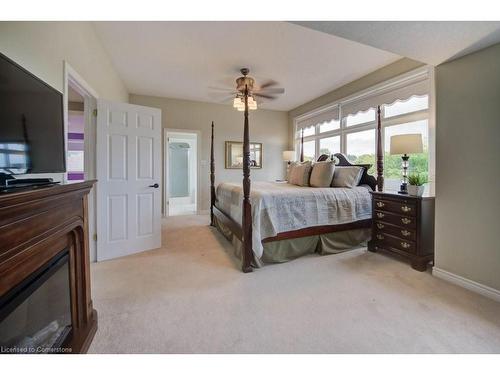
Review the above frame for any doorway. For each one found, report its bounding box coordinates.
[66,86,85,182]
[165,130,199,216]
[63,62,98,261]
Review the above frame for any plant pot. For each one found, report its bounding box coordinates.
[408,184,425,197]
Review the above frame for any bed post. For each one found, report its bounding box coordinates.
[241,85,253,273]
[376,105,384,191]
[210,121,215,226]
[300,128,304,162]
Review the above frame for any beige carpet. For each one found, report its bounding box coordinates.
[88,214,500,353]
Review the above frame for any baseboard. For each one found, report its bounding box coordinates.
[432,267,500,303]
[198,209,210,215]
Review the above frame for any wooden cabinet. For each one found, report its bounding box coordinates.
[368,191,435,271]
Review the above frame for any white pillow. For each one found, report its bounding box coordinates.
[288,161,312,186]
[309,161,335,187]
[331,166,363,188]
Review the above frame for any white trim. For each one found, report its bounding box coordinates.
[63,61,99,262]
[427,66,436,196]
[64,61,99,99]
[164,128,202,217]
[432,267,500,303]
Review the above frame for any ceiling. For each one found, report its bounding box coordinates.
[292,21,500,66]
[93,22,401,111]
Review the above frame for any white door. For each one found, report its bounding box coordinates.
[96,99,162,261]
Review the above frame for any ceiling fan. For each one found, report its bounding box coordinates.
[209,68,285,111]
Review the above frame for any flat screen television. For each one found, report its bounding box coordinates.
[0,52,65,180]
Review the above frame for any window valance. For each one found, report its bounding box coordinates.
[341,75,429,118]
[296,105,339,130]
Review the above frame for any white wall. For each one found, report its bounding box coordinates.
[130,94,289,211]
[0,22,128,102]
[434,42,500,292]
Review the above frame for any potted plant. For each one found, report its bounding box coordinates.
[407,173,427,196]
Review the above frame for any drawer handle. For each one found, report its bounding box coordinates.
[401,205,412,213]
[401,241,411,249]
[376,212,385,218]
[376,223,385,229]
[401,229,411,237]
[376,201,385,208]
[376,234,385,240]
[401,218,411,224]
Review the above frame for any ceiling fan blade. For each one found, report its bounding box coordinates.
[255,87,285,94]
[207,92,236,103]
[208,86,238,93]
[258,80,278,89]
[254,93,276,100]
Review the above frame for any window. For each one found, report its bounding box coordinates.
[384,120,428,190]
[302,140,315,162]
[345,108,376,127]
[384,95,428,118]
[295,106,340,162]
[294,68,432,187]
[319,119,340,133]
[302,126,315,137]
[345,129,376,174]
[319,136,340,156]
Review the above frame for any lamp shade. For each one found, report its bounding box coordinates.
[283,150,296,162]
[390,134,423,155]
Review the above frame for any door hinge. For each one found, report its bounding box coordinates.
[93,233,97,242]
[92,109,98,117]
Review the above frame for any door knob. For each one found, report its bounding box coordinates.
[149,183,159,188]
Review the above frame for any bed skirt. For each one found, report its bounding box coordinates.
[213,216,371,268]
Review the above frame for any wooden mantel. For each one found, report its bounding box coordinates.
[0,181,97,353]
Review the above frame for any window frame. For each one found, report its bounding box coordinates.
[293,66,435,194]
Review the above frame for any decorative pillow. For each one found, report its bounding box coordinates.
[288,161,312,186]
[331,166,363,188]
[309,161,335,187]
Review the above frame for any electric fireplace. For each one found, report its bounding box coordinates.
[0,251,71,353]
[0,181,97,353]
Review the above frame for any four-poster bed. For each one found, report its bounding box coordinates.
[210,85,384,272]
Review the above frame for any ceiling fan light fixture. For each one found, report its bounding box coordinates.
[233,95,257,111]
[233,97,243,109]
[248,96,257,110]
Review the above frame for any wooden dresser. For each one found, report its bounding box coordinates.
[367,191,435,271]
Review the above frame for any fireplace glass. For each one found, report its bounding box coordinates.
[0,251,71,354]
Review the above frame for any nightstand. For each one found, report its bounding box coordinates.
[367,191,435,271]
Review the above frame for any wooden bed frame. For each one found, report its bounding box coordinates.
[210,89,384,273]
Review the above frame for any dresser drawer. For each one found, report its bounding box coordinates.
[374,199,416,216]
[374,210,416,228]
[374,221,416,241]
[373,233,416,254]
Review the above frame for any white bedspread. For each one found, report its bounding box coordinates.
[216,181,372,258]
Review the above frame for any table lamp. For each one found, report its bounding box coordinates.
[390,134,423,194]
[282,150,296,165]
